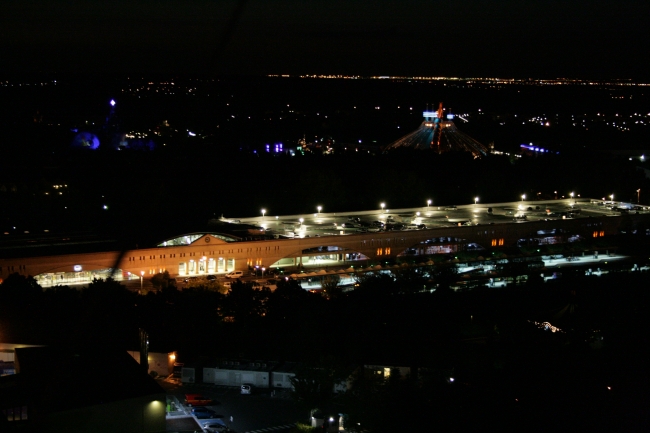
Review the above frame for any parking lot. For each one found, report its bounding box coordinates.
[232,198,648,240]
[162,379,303,433]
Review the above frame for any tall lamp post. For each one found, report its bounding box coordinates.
[140,271,144,293]
[637,189,641,203]
[261,208,266,219]
[380,202,385,213]
[317,206,322,215]
[427,199,432,208]
[570,192,574,204]
[521,194,526,202]
[474,197,479,205]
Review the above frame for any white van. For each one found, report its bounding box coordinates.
[225,271,243,279]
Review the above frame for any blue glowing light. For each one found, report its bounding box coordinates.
[72,131,100,149]
[520,144,558,155]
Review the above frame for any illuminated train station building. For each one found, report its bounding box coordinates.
[1,203,647,286]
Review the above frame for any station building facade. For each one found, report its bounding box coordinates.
[0,214,647,286]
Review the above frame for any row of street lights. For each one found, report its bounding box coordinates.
[260,190,641,219]
[261,205,323,219]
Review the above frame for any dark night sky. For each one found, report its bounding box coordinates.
[2,0,649,79]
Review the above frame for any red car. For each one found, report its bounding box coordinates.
[185,394,214,407]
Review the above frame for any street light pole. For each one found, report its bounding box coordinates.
[474,197,479,205]
[317,206,322,215]
[380,202,385,213]
[427,199,432,208]
[521,194,526,202]
[140,271,144,293]
[637,189,641,203]
[261,208,266,219]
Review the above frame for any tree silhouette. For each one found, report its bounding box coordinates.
[321,274,342,299]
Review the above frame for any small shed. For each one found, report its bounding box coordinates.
[203,360,272,388]
[270,362,298,390]
[181,365,200,384]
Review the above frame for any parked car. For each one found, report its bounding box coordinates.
[225,271,243,279]
[191,407,217,419]
[185,394,214,407]
[201,419,229,432]
[206,275,217,281]
[444,205,458,210]
[241,384,253,394]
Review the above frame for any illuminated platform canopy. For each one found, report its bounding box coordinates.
[157,233,238,247]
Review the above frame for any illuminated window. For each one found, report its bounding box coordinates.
[385,247,391,255]
[377,248,383,256]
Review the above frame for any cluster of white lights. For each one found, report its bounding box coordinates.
[529,320,564,333]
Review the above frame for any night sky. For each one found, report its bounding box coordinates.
[2,0,649,79]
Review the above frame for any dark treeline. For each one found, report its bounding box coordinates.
[1,270,649,431]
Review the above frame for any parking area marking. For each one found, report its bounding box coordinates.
[244,424,295,433]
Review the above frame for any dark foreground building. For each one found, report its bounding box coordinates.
[0,345,166,432]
